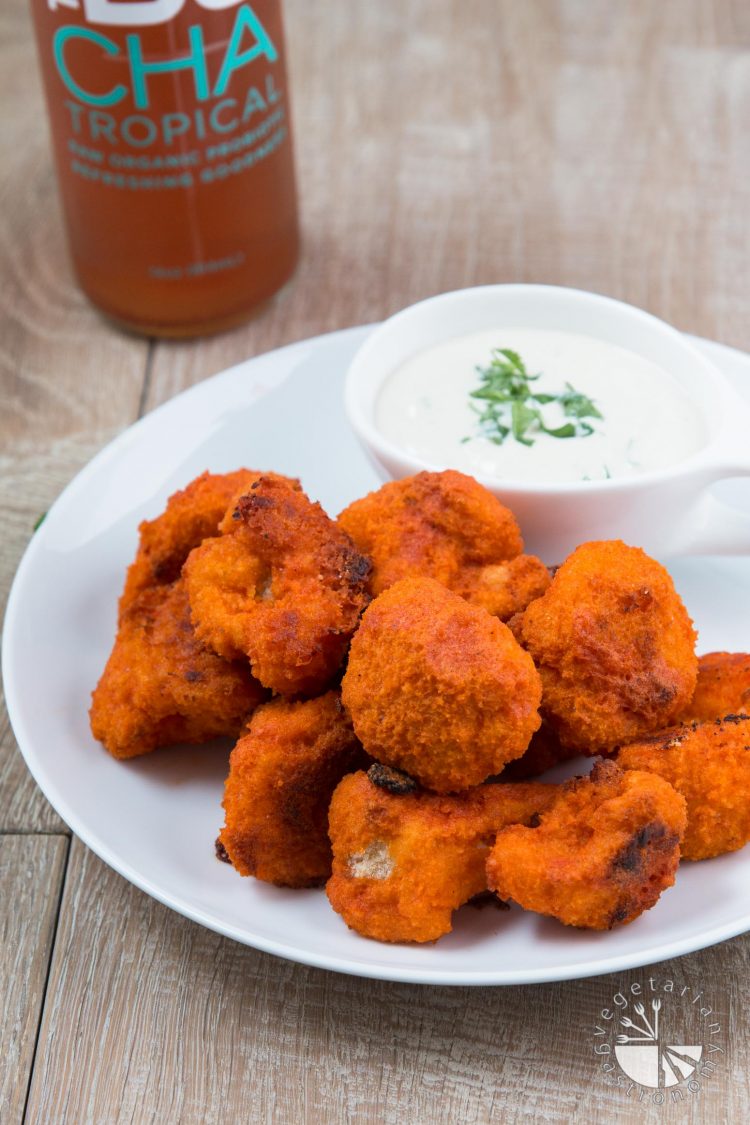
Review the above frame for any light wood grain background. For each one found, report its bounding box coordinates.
[2,1,750,1121]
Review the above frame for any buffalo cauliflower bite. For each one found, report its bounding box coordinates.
[616,715,750,860]
[341,577,542,792]
[219,692,368,887]
[326,770,558,943]
[500,720,583,780]
[486,761,687,930]
[675,652,750,724]
[512,540,697,753]
[90,580,265,759]
[183,476,371,697]
[121,469,296,613]
[337,470,550,620]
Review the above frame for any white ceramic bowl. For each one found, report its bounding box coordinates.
[345,284,750,560]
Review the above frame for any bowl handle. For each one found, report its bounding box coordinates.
[670,485,750,555]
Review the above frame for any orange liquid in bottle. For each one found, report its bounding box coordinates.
[29,0,299,337]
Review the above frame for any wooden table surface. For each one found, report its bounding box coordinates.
[3,1,750,1121]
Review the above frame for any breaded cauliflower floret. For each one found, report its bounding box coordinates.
[617,715,750,860]
[326,770,557,943]
[486,761,687,930]
[121,469,296,613]
[90,580,265,759]
[512,540,697,753]
[676,652,750,724]
[341,577,542,792]
[219,692,367,887]
[184,477,371,697]
[500,720,582,780]
[338,470,550,620]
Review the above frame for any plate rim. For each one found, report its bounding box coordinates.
[4,324,750,986]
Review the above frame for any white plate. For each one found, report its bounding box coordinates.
[3,325,750,986]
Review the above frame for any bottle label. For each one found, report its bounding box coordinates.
[42,1,290,192]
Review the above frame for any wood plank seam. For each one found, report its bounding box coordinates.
[137,339,157,420]
[0,829,71,837]
[20,833,71,1125]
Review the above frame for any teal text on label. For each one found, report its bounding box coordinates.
[53,4,277,110]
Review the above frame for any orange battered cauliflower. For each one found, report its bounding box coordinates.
[676,652,750,724]
[219,692,367,887]
[486,761,687,929]
[500,720,582,780]
[90,580,265,759]
[326,770,557,942]
[121,469,296,612]
[511,540,697,753]
[617,715,750,860]
[338,470,550,620]
[341,577,542,792]
[184,477,371,696]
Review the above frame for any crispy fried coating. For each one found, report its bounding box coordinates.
[338,470,550,619]
[219,693,367,887]
[121,469,296,613]
[617,715,750,860]
[326,771,557,942]
[183,477,371,697]
[512,541,697,753]
[469,553,552,620]
[341,577,542,792]
[501,720,582,780]
[90,580,265,759]
[676,652,750,724]
[486,761,687,929]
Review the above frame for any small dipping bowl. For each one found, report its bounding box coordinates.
[344,284,750,561]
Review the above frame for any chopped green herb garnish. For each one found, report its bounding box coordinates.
[543,422,577,439]
[511,400,538,446]
[466,349,603,448]
[558,383,603,421]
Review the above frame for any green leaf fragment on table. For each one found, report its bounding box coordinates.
[33,512,47,532]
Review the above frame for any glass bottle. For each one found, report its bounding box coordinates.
[29,0,299,336]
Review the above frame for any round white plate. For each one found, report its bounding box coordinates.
[4,325,750,986]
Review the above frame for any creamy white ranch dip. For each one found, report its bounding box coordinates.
[374,329,707,483]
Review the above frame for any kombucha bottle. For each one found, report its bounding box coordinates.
[29,1,299,336]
